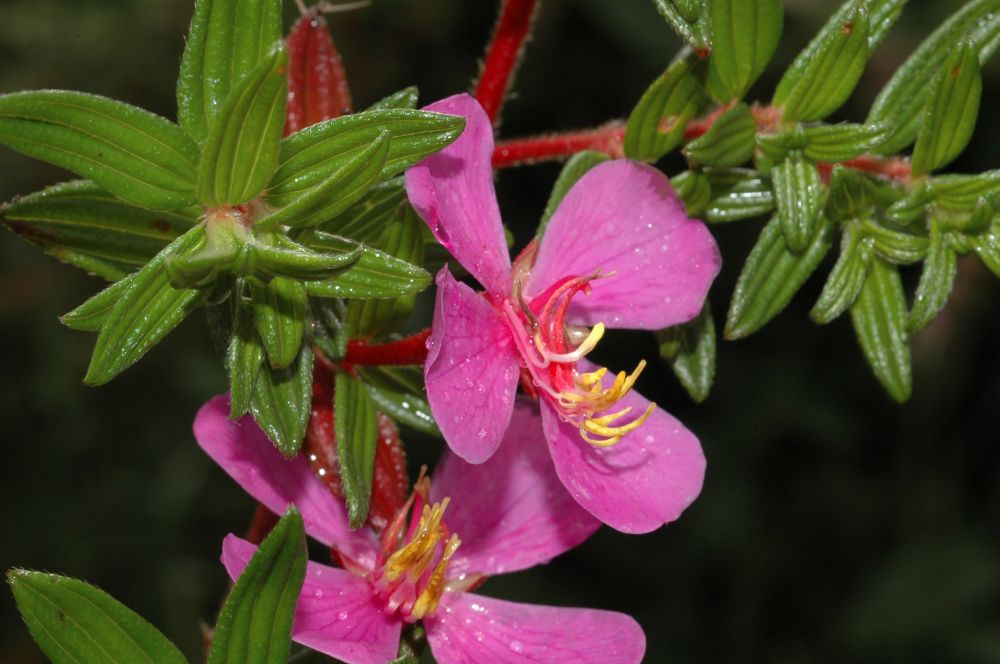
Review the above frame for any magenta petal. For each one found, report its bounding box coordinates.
[425,267,519,464]
[540,361,706,534]
[425,592,645,664]
[194,396,377,567]
[405,93,512,296]
[221,536,400,664]
[430,399,599,578]
[526,160,721,330]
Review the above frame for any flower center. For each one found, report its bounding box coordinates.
[501,273,655,447]
[370,475,460,622]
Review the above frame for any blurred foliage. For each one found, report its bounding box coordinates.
[1,0,1000,662]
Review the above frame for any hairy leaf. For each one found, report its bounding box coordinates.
[0,91,199,210]
[869,0,1000,154]
[911,42,982,176]
[251,343,314,455]
[177,0,283,142]
[207,508,306,664]
[684,103,756,167]
[850,258,911,402]
[705,0,782,102]
[908,217,958,332]
[251,277,307,370]
[625,55,703,161]
[1,180,196,281]
[657,303,715,402]
[773,153,823,253]
[197,44,288,206]
[812,222,872,323]
[9,569,186,664]
[303,231,430,299]
[335,372,379,528]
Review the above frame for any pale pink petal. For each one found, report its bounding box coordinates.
[194,396,377,567]
[425,592,645,664]
[405,93,512,296]
[430,399,599,578]
[540,360,706,534]
[221,536,400,664]
[425,267,519,464]
[525,160,720,330]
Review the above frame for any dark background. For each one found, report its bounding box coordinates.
[2,1,1000,661]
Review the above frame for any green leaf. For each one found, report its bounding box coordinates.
[657,303,715,402]
[258,131,390,230]
[250,343,314,455]
[670,171,712,217]
[251,234,362,282]
[929,171,1000,211]
[651,0,711,52]
[705,0,782,102]
[84,226,206,385]
[1,180,197,281]
[800,123,890,162]
[8,569,186,664]
[911,42,982,176]
[539,151,610,236]
[207,508,307,664]
[850,257,911,402]
[303,231,431,299]
[773,153,824,253]
[625,55,703,162]
[704,169,774,223]
[267,110,465,208]
[972,225,1000,277]
[313,178,407,243]
[811,221,872,323]
[228,292,263,418]
[725,214,834,338]
[868,0,1000,154]
[862,218,928,264]
[334,372,379,528]
[0,91,199,210]
[347,207,425,339]
[251,277,307,370]
[61,277,134,332]
[773,4,870,121]
[366,87,419,111]
[197,44,288,206]
[177,0,283,143]
[908,217,958,332]
[824,165,878,221]
[311,298,349,362]
[359,366,440,436]
[684,103,756,167]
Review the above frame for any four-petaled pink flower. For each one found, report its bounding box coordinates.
[405,93,722,534]
[195,396,646,664]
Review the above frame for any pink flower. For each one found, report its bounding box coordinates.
[194,395,645,664]
[405,94,722,534]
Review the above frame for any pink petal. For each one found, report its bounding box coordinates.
[405,93,512,297]
[540,360,706,534]
[526,160,720,330]
[194,396,377,567]
[425,267,519,464]
[425,592,645,664]
[430,399,600,578]
[221,536,400,664]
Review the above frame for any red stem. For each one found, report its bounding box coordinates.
[475,0,541,125]
[344,329,432,366]
[492,123,625,168]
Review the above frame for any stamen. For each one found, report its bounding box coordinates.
[410,534,460,620]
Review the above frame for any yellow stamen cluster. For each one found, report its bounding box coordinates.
[380,499,460,621]
[560,361,656,446]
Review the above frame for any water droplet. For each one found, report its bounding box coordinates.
[477,427,487,438]
[337,610,349,621]
[509,640,525,653]
[474,631,485,642]
[314,589,324,598]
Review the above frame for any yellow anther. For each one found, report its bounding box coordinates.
[384,498,450,583]
[579,402,656,447]
[574,322,605,356]
[410,534,461,620]
[578,367,608,388]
